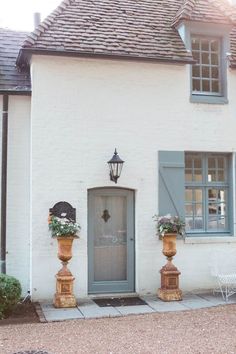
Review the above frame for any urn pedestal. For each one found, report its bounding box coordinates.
[53,236,77,308]
[158,233,182,301]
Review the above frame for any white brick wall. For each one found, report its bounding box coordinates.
[0,95,31,295]
[28,55,236,299]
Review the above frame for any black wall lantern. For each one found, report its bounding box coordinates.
[107,149,124,184]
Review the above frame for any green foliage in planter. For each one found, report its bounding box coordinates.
[0,273,22,319]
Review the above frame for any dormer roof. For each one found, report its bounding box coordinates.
[172,0,236,27]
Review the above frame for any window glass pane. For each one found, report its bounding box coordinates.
[218,170,225,182]
[208,157,216,168]
[195,189,202,202]
[185,189,192,201]
[212,67,219,79]
[202,53,210,65]
[209,189,217,200]
[208,216,218,229]
[194,157,202,168]
[208,170,216,182]
[192,79,200,91]
[211,53,218,65]
[218,203,226,216]
[185,204,193,216]
[193,52,200,63]
[212,80,219,93]
[218,189,226,203]
[209,203,217,215]
[185,169,192,182]
[218,157,224,169]
[192,66,200,77]
[195,204,203,216]
[185,156,192,168]
[211,40,219,51]
[201,39,209,51]
[202,80,210,92]
[194,217,203,230]
[194,169,202,181]
[202,66,210,78]
[218,217,226,230]
[192,38,200,50]
[185,217,193,231]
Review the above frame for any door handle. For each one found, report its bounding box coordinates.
[130,238,134,241]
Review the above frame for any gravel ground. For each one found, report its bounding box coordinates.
[1,305,236,354]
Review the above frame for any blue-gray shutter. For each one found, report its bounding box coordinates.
[158,151,185,217]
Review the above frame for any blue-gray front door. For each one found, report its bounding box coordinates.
[88,188,135,294]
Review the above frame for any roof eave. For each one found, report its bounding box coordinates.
[17,47,195,66]
[0,89,31,95]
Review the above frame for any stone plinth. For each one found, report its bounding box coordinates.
[158,260,182,301]
[53,262,77,308]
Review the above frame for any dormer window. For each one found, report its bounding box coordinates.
[190,32,228,104]
[191,36,221,96]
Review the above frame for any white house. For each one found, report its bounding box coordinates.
[1,0,236,301]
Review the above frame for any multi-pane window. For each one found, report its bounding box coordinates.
[185,153,230,234]
[191,37,221,96]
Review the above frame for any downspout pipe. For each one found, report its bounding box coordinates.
[1,94,8,274]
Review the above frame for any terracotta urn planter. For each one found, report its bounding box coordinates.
[57,236,75,262]
[158,232,182,302]
[54,235,78,308]
[162,233,177,261]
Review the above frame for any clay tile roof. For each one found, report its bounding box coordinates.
[0,28,31,92]
[172,0,236,27]
[21,0,193,63]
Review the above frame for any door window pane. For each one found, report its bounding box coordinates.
[94,196,127,281]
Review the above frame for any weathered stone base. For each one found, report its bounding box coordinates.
[53,263,77,308]
[54,294,77,308]
[158,288,182,301]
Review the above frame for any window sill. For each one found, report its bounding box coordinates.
[190,95,228,105]
[184,236,236,244]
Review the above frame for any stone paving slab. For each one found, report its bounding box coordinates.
[78,302,121,318]
[115,305,155,315]
[39,293,236,322]
[179,294,215,310]
[145,299,190,312]
[41,304,84,321]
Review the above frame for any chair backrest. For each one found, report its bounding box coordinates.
[210,249,236,276]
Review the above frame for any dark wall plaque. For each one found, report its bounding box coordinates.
[49,201,76,221]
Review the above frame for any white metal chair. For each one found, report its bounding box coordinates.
[210,250,236,302]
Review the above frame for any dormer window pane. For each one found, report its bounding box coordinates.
[193,79,200,91]
[212,67,219,79]
[211,40,219,51]
[193,66,200,77]
[202,66,210,78]
[201,39,209,51]
[192,38,200,50]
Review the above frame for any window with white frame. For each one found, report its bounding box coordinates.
[191,36,222,96]
[185,153,230,234]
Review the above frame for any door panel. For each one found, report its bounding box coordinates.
[88,188,135,294]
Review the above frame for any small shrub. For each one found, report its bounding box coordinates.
[0,273,22,319]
